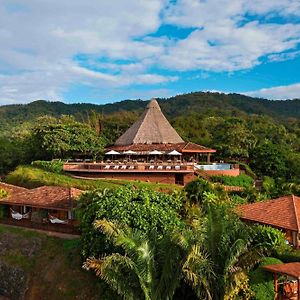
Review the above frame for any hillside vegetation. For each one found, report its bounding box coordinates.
[1,92,300,131]
[4,166,180,193]
[0,225,102,300]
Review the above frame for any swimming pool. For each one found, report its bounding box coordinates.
[195,163,232,171]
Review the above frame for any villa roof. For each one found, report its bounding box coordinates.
[0,186,83,211]
[0,182,28,195]
[237,195,300,232]
[115,99,184,145]
[108,142,216,154]
[263,262,300,279]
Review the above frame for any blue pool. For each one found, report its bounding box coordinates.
[195,163,232,171]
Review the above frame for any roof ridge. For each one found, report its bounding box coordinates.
[292,195,300,232]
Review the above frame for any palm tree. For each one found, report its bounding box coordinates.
[182,203,262,300]
[83,204,263,300]
[83,219,196,300]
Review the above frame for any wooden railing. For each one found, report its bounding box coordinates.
[63,162,194,172]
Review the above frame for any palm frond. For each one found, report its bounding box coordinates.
[83,254,139,299]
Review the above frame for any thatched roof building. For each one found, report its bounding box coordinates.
[115,99,184,145]
[109,99,215,155]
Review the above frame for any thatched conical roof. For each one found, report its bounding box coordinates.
[115,99,184,146]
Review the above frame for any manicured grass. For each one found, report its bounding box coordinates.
[4,165,181,193]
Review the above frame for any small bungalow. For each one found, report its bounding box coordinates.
[0,184,82,234]
[263,262,300,299]
[237,195,300,248]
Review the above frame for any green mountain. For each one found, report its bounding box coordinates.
[0,92,299,130]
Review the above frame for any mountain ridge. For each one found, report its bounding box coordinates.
[0,92,299,129]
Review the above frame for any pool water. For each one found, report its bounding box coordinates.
[195,163,232,171]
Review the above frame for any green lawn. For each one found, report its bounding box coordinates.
[4,165,181,193]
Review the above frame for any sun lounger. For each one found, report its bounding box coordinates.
[104,165,110,170]
[157,165,163,170]
[129,165,135,169]
[166,166,171,170]
[149,165,155,170]
[121,165,127,169]
[113,165,119,170]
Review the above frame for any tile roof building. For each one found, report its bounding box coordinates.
[237,195,300,248]
[0,185,82,234]
[0,186,82,211]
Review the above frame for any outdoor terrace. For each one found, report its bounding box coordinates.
[63,162,195,173]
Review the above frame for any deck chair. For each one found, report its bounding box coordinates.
[129,165,135,169]
[104,165,110,169]
[113,165,119,170]
[166,166,171,170]
[121,165,127,169]
[157,165,163,170]
[149,165,155,170]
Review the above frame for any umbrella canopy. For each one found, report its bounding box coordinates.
[168,150,182,156]
[123,150,137,155]
[105,150,120,155]
[149,150,163,155]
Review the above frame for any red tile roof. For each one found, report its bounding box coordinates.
[107,142,216,153]
[237,195,300,231]
[0,186,83,211]
[0,182,28,195]
[263,262,300,279]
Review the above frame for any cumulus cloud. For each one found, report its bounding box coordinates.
[244,83,300,99]
[162,0,300,71]
[0,0,300,103]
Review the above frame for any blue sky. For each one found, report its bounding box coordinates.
[1,0,300,104]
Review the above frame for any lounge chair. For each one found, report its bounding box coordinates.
[104,165,110,170]
[129,165,135,169]
[166,166,171,170]
[113,165,119,170]
[157,165,163,170]
[149,165,155,170]
[121,165,127,169]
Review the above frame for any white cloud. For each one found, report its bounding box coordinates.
[245,83,300,99]
[0,0,300,103]
[161,0,300,71]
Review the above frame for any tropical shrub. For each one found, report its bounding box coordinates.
[0,188,8,198]
[211,174,254,188]
[31,160,64,174]
[77,186,184,257]
[184,178,214,204]
[276,249,300,263]
[250,225,287,254]
[249,257,282,300]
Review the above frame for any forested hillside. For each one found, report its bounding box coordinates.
[0,91,299,190]
[1,92,300,130]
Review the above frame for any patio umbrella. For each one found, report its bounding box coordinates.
[105,150,120,155]
[149,150,163,155]
[168,150,182,155]
[123,150,137,155]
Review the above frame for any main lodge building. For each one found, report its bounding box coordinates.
[64,99,239,185]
